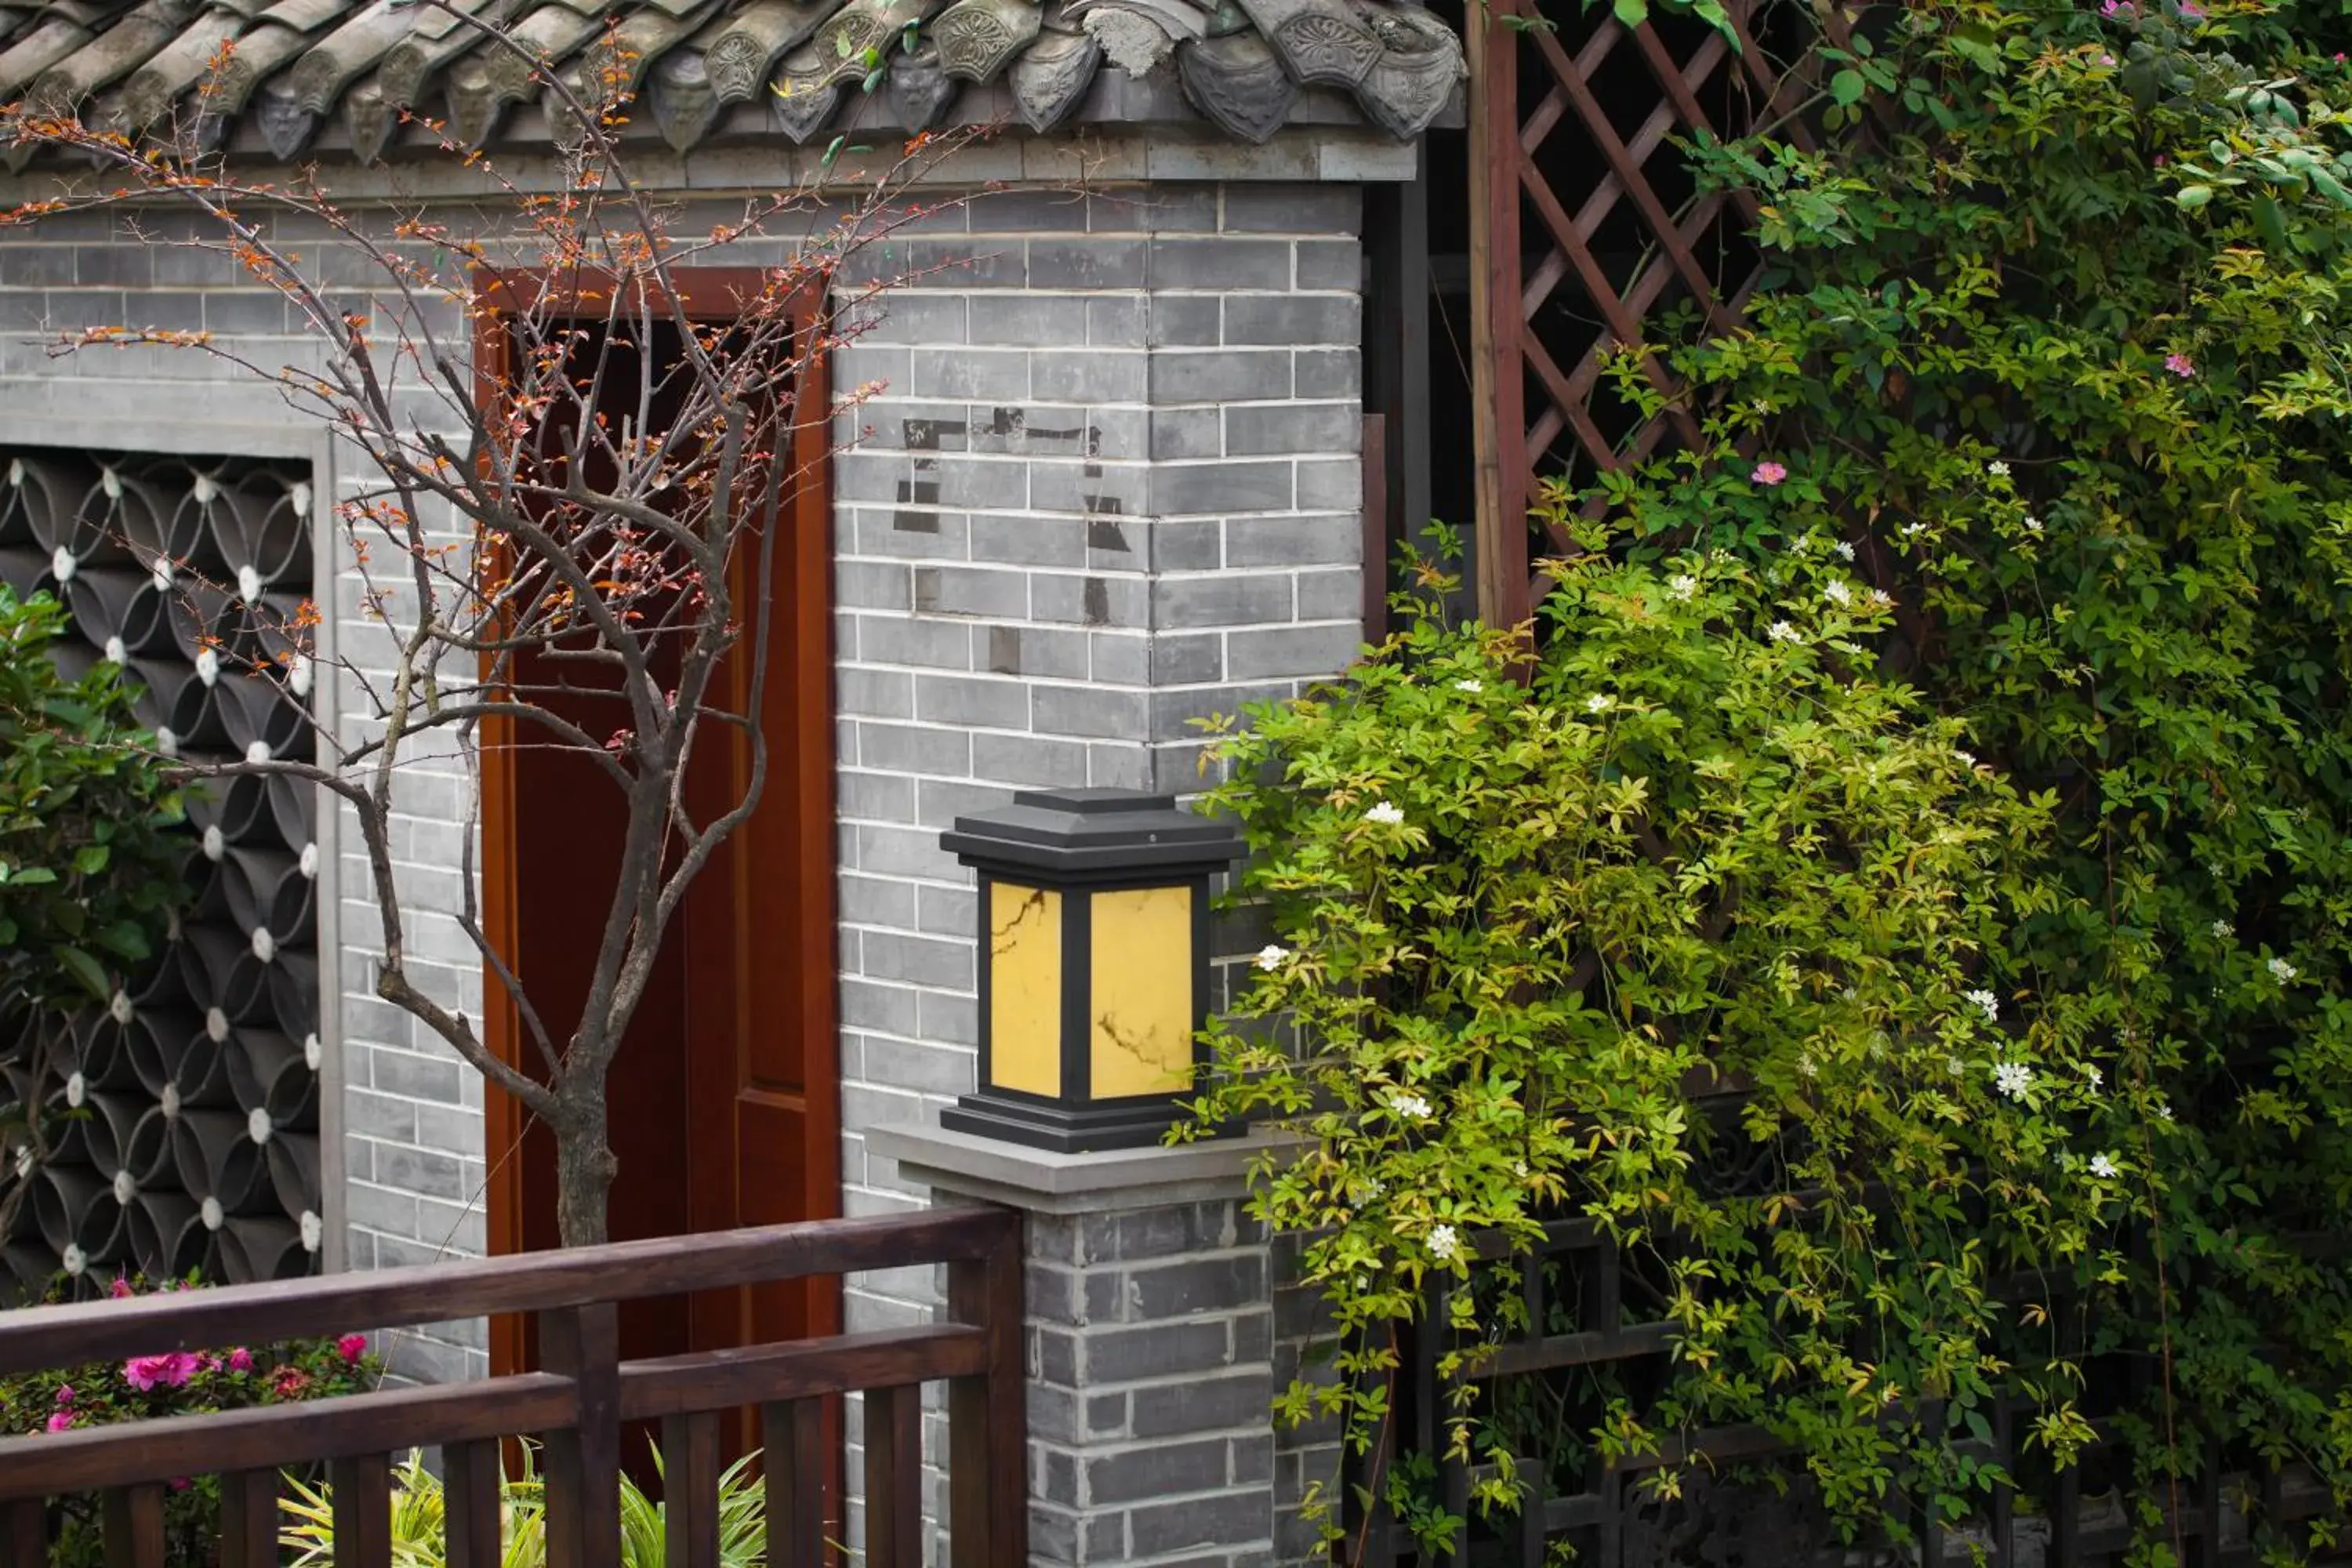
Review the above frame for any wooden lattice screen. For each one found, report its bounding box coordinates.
[1467,0,1818,628]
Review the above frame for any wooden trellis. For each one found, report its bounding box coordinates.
[1466,0,1818,628]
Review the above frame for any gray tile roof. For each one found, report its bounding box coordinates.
[0,0,1461,162]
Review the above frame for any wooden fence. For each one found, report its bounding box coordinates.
[0,1207,1025,1568]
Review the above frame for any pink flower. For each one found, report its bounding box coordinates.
[227,1348,253,1374]
[337,1334,368,1365]
[107,1277,132,1300]
[169,1479,190,1493]
[122,1352,202,1392]
[2165,352,2196,379]
[1751,461,1788,487]
[53,1386,71,1406]
[2179,0,2202,17]
[45,1412,72,1433]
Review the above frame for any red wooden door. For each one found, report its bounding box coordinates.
[479,273,839,1388]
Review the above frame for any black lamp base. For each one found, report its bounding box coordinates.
[941,1091,1196,1154]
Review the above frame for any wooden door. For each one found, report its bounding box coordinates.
[477,272,840,1388]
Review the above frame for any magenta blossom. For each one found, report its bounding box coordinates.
[336,1334,368,1365]
[45,1412,72,1433]
[53,1386,71,1406]
[107,1277,132,1300]
[2165,352,2196,379]
[1751,460,1788,487]
[122,1352,203,1393]
[227,1347,253,1374]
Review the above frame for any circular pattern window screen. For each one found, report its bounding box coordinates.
[0,449,322,1298]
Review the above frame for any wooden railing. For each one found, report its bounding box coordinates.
[0,1207,1025,1568]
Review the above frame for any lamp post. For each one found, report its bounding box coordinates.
[938,788,1243,1152]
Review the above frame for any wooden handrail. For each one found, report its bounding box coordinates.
[0,1205,1028,1568]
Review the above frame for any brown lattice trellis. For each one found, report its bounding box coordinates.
[1467,0,1820,628]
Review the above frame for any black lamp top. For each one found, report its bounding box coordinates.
[941,788,1244,879]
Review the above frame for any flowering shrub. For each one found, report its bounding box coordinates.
[1200,0,2352,1556]
[0,1272,379,1566]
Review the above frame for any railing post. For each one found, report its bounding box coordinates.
[948,1210,1027,1568]
[3,1500,43,1568]
[541,1301,622,1568]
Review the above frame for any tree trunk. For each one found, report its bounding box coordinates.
[550,1080,619,1248]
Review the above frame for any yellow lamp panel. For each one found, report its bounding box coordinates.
[989,882,1062,1098]
[1088,885,1195,1098]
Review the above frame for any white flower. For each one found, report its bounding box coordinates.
[2154,1101,2175,1122]
[1365,800,1406,826]
[1512,1160,1528,1178]
[1767,621,1801,644]
[2082,1064,2103,1091]
[1823,579,1853,608]
[1955,749,1978,768]
[1870,589,1895,610]
[1834,541,1857,561]
[1254,945,1290,971]
[1388,1091,1433,1121]
[1586,693,1613,713]
[1668,574,1699,601]
[2024,515,2044,535]
[2089,1153,2119,1180]
[1965,988,1999,1023]
[1946,1056,1966,1077]
[1987,460,2011,477]
[1426,1225,1462,1263]
[1901,521,1929,539]
[1348,1176,1387,1203]
[2269,956,2299,982]
[1454,678,1483,694]
[2211,919,2234,939]
[1993,1061,2034,1101]
[1798,1054,1820,1078]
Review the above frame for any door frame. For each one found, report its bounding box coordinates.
[471,267,841,1377]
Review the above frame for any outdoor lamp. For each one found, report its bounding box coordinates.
[939,788,1244,1152]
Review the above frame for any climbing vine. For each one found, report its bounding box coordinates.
[1196,0,2352,1558]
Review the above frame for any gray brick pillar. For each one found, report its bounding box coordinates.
[872,1125,1332,1568]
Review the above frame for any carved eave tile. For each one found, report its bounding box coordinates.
[376,0,499,108]
[340,68,393,158]
[884,35,949,127]
[699,0,839,104]
[1352,0,1457,140]
[802,0,934,92]
[1078,7,1172,77]
[1232,0,1374,88]
[542,1,707,139]
[1005,18,1092,132]
[475,1,601,111]
[284,0,413,115]
[930,0,1036,85]
[765,39,837,140]
[1174,27,1290,142]
[250,73,317,155]
[111,10,245,132]
[441,49,506,144]
[646,40,717,149]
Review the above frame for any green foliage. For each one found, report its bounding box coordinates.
[281,1442,767,1568]
[0,586,181,1011]
[1202,0,2352,1555]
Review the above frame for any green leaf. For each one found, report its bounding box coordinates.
[2254,193,2290,252]
[71,844,107,877]
[51,944,107,1002]
[1611,0,1647,26]
[2175,184,2214,209]
[1831,69,1866,107]
[821,133,846,167]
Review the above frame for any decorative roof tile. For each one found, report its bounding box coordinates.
[0,0,1457,158]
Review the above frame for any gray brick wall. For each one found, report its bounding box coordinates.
[0,164,1370,1549]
